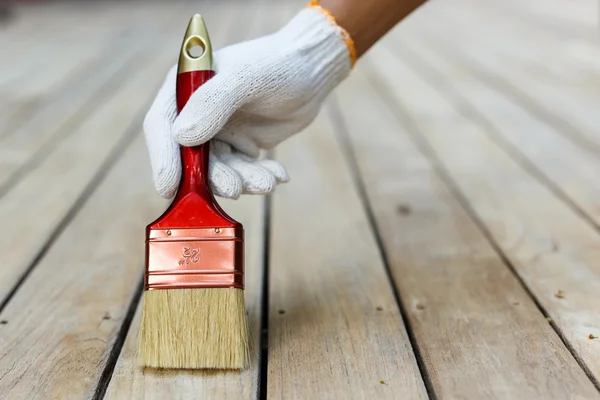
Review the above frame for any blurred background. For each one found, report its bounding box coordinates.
[0,0,597,145]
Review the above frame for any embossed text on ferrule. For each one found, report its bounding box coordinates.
[179,247,200,265]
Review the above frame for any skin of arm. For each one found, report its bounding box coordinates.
[321,0,428,57]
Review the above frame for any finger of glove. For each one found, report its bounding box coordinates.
[172,70,253,147]
[214,119,261,158]
[216,108,318,154]
[143,66,181,199]
[235,152,289,183]
[209,151,243,199]
[145,65,178,122]
[144,132,181,199]
[220,153,277,195]
[256,159,289,183]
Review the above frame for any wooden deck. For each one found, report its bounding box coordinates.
[1,0,600,398]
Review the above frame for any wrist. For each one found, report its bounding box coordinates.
[319,0,428,57]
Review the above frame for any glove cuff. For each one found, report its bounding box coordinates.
[306,0,357,67]
[277,6,355,102]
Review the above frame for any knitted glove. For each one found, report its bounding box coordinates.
[144,4,355,199]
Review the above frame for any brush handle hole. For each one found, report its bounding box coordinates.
[185,37,206,59]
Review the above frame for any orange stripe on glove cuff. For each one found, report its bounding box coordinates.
[307,0,358,67]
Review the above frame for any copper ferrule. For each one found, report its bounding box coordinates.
[145,227,244,290]
[177,14,213,74]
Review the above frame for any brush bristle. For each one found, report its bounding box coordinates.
[138,288,249,369]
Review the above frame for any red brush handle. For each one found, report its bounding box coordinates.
[147,69,239,230]
[174,70,215,203]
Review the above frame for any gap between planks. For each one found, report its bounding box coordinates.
[0,5,195,398]
[0,4,183,198]
[382,10,600,386]
[0,7,149,138]
[265,85,427,399]
[386,36,600,266]
[400,3,600,159]
[327,99,437,399]
[392,2,600,233]
[331,67,598,398]
[0,3,191,309]
[357,40,600,395]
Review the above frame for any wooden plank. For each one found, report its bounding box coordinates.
[104,2,277,399]
[0,4,128,101]
[0,4,177,138]
[398,4,600,153]
[0,48,138,188]
[414,1,600,102]
[0,16,184,304]
[496,0,598,34]
[362,42,600,389]
[0,6,183,192]
[0,6,90,87]
[0,134,166,399]
[391,35,600,254]
[0,2,148,74]
[266,88,427,399]
[427,0,597,44]
[0,8,206,398]
[427,0,600,90]
[0,4,57,50]
[332,62,600,398]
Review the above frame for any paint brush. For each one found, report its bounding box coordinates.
[138,14,249,370]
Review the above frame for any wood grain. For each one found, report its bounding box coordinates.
[430,0,600,91]
[0,4,183,191]
[0,43,147,191]
[362,42,600,391]
[332,62,600,398]
[496,0,598,35]
[0,4,156,136]
[400,1,600,153]
[266,105,427,399]
[0,134,167,398]
[0,20,186,306]
[0,5,90,87]
[393,34,600,253]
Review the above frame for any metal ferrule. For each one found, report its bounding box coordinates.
[145,227,244,290]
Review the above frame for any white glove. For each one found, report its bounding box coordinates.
[143,6,354,199]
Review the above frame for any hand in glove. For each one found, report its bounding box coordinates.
[143,4,355,199]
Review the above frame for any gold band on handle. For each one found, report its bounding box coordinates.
[178,14,213,74]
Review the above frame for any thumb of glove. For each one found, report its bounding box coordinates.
[172,69,252,147]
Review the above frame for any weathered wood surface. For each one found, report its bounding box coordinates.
[266,102,427,399]
[1,0,600,398]
[353,48,600,397]
[331,66,599,398]
[0,29,181,305]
